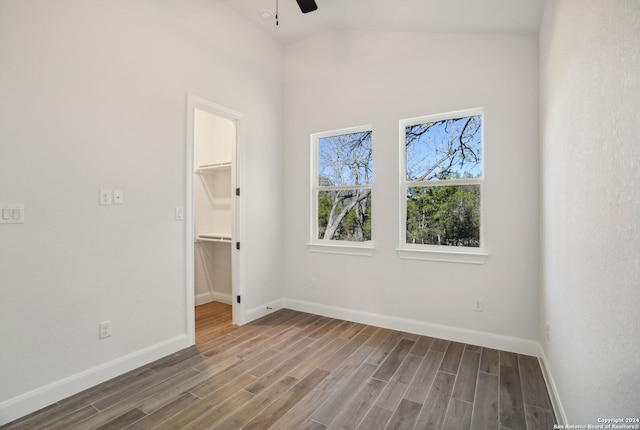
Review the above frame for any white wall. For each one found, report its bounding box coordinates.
[0,0,283,423]
[539,0,640,423]
[283,31,540,349]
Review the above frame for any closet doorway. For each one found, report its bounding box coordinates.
[186,94,242,341]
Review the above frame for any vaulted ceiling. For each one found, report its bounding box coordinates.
[222,0,546,45]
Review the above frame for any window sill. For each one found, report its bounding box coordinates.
[396,247,488,264]
[308,242,375,257]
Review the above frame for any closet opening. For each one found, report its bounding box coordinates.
[186,95,242,344]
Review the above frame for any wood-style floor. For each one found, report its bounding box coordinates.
[2,302,556,430]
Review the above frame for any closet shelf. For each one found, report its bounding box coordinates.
[195,162,232,174]
[196,234,232,243]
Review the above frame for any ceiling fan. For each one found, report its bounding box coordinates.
[295,0,318,13]
[274,0,317,26]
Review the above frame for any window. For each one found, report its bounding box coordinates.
[310,126,373,255]
[399,108,487,263]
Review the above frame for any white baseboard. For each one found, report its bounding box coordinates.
[283,298,540,356]
[244,298,285,324]
[195,291,232,306]
[0,335,190,426]
[537,346,567,425]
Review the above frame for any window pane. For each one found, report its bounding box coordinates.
[318,189,371,241]
[406,185,480,247]
[319,131,373,186]
[406,115,482,181]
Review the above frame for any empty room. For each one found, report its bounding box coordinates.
[0,0,638,429]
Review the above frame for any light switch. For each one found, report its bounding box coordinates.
[0,204,24,224]
[100,188,112,205]
[113,190,124,205]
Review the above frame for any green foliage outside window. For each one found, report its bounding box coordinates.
[406,184,480,246]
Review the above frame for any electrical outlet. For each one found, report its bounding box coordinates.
[113,189,124,205]
[310,278,317,289]
[99,321,112,339]
[473,298,483,312]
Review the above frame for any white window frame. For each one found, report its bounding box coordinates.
[398,108,488,264]
[308,125,375,256]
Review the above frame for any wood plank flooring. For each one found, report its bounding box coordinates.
[2,302,556,429]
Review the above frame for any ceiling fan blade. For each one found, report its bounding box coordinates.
[295,0,318,13]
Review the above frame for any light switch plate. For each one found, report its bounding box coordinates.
[100,188,112,205]
[0,204,24,224]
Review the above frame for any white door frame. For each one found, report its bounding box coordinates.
[185,93,244,344]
